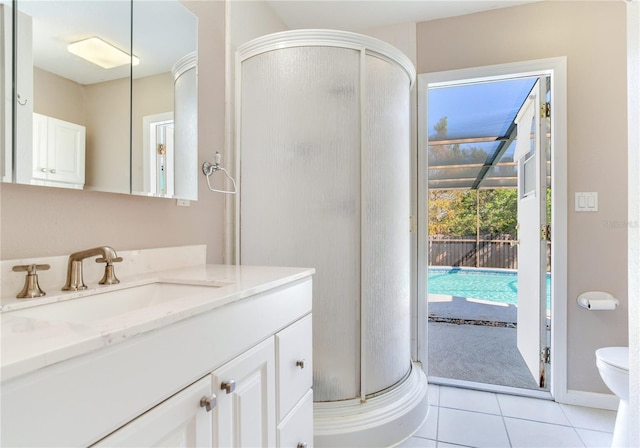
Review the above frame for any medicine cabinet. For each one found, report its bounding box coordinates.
[0,0,198,200]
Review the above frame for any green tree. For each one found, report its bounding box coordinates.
[478,189,518,236]
[429,189,518,237]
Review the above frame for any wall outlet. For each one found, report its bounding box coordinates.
[176,199,190,207]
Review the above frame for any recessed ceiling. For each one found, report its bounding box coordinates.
[265,0,539,32]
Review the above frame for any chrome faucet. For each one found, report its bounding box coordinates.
[62,246,123,291]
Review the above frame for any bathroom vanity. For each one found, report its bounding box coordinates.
[0,248,313,447]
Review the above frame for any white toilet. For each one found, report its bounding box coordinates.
[595,347,629,447]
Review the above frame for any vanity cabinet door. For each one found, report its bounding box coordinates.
[32,113,85,186]
[46,116,85,185]
[92,375,213,447]
[211,337,276,448]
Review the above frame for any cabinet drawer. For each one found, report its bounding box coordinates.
[277,389,313,448]
[276,314,312,421]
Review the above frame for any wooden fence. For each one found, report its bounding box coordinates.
[429,235,518,269]
[429,235,552,270]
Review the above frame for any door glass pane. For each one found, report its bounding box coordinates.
[522,114,536,197]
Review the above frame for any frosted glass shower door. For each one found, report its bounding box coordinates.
[361,55,411,394]
[239,46,362,401]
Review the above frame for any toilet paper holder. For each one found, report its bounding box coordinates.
[577,291,619,310]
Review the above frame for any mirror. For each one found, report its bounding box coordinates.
[0,1,11,183]
[1,0,198,200]
[131,1,198,199]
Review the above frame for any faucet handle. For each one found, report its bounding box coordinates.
[95,257,122,285]
[95,256,123,264]
[12,263,50,273]
[12,264,50,298]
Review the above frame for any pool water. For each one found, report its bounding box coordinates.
[428,267,551,307]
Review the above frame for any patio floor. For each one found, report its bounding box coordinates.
[428,294,540,390]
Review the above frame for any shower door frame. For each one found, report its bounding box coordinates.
[415,57,568,402]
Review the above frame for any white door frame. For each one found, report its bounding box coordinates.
[416,57,567,401]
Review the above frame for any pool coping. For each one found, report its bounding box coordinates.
[428,293,517,323]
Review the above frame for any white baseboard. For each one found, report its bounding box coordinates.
[560,389,620,411]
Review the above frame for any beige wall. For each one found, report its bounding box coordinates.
[417,1,628,394]
[229,0,287,48]
[84,77,131,193]
[131,72,174,193]
[33,67,85,125]
[0,0,225,264]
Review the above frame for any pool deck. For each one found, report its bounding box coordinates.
[428,293,540,390]
[428,293,517,323]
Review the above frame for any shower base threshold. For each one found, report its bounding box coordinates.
[313,361,429,447]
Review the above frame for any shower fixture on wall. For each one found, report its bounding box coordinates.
[202,152,237,194]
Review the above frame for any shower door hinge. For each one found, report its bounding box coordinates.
[540,224,551,242]
[541,102,550,118]
[409,215,416,233]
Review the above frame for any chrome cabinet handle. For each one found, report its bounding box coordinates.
[199,394,217,412]
[50,169,56,174]
[41,168,47,172]
[296,359,306,369]
[221,380,236,394]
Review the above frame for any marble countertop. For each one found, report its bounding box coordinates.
[1,264,314,382]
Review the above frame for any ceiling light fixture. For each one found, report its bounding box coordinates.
[67,37,139,69]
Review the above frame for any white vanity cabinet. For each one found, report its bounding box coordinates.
[0,272,313,448]
[96,316,314,448]
[32,112,86,187]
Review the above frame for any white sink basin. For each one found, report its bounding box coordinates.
[9,282,225,324]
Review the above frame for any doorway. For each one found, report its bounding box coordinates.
[416,59,567,400]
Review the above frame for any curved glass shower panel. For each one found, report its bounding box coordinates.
[239,46,362,401]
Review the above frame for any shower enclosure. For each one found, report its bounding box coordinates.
[236,30,426,446]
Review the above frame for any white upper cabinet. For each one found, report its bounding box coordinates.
[31,113,85,187]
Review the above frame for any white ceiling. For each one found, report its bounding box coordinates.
[264,0,538,32]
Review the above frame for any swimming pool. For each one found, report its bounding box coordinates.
[428,267,551,307]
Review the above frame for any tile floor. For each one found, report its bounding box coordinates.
[397,385,617,448]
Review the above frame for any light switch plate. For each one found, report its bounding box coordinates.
[575,192,598,212]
